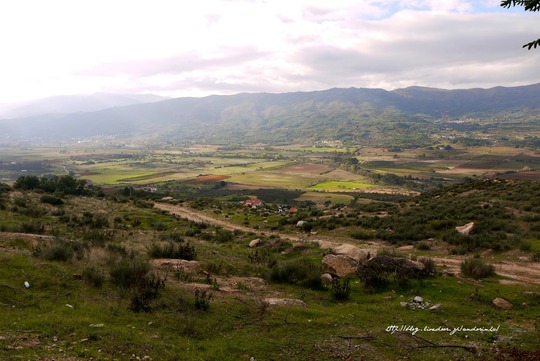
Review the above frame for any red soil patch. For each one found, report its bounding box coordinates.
[185,174,229,183]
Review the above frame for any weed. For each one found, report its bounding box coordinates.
[330,277,351,301]
[147,241,196,260]
[194,289,212,311]
[460,258,495,279]
[82,265,105,288]
[129,273,166,313]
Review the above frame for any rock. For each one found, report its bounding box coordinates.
[429,304,441,311]
[248,239,262,248]
[296,221,305,227]
[322,254,358,277]
[492,297,513,310]
[456,222,475,235]
[24,281,30,289]
[400,302,408,307]
[321,273,333,285]
[263,298,307,307]
[413,296,424,303]
[151,259,203,275]
[161,196,174,201]
[331,244,368,263]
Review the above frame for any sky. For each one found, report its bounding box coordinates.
[0,0,539,105]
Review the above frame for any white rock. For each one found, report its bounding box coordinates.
[413,296,424,303]
[24,281,30,289]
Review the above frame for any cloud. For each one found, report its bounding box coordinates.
[0,0,539,102]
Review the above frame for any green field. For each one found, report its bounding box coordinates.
[309,180,373,191]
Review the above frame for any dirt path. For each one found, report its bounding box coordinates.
[432,256,540,285]
[154,202,344,248]
[154,202,540,285]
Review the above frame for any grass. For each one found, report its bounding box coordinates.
[309,180,373,191]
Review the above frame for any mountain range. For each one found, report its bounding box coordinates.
[1,83,540,144]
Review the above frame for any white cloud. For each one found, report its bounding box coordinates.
[0,0,538,103]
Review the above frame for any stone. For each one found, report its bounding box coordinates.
[263,298,307,307]
[248,239,262,248]
[456,222,475,235]
[413,296,424,303]
[429,304,441,311]
[331,244,368,263]
[321,273,333,285]
[322,254,358,277]
[400,302,408,307]
[492,297,513,310]
[296,221,305,227]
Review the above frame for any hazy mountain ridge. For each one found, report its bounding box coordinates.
[1,84,540,143]
[0,93,169,119]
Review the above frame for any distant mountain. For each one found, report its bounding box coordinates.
[0,93,169,118]
[1,84,540,144]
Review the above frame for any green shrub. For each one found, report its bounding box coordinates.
[130,273,166,313]
[415,242,431,251]
[460,258,495,279]
[419,257,437,276]
[331,278,351,301]
[269,259,323,290]
[35,238,87,262]
[147,241,196,260]
[40,194,64,206]
[194,289,212,311]
[531,250,540,262]
[82,265,105,288]
[109,258,151,289]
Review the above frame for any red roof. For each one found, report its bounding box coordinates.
[244,199,262,207]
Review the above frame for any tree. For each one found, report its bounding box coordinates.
[501,0,540,49]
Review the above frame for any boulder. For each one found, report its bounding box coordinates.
[320,273,334,285]
[331,244,368,263]
[263,298,307,307]
[492,297,513,310]
[248,239,262,248]
[456,222,475,235]
[296,221,305,227]
[322,254,358,277]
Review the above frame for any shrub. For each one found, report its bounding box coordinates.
[35,238,87,262]
[415,242,431,251]
[269,259,323,290]
[194,289,212,311]
[40,194,64,206]
[147,241,196,260]
[460,258,495,279]
[531,250,540,262]
[130,273,166,313]
[419,257,437,276]
[82,265,105,288]
[109,258,151,289]
[331,278,351,301]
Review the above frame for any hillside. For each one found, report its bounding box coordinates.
[1,84,540,144]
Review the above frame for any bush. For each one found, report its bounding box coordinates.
[35,238,87,262]
[82,265,105,288]
[331,278,351,301]
[419,257,437,276]
[40,194,64,206]
[109,258,151,289]
[531,250,540,262]
[415,242,431,251]
[147,241,196,260]
[460,258,495,279]
[130,273,166,313]
[194,289,212,311]
[269,259,323,290]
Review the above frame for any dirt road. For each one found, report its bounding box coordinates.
[154,202,540,285]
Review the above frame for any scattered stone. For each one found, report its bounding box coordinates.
[248,239,262,248]
[331,244,368,263]
[263,298,307,307]
[321,273,333,285]
[322,254,358,277]
[492,297,513,310]
[89,324,104,328]
[456,222,475,235]
[296,221,305,227]
[429,304,441,311]
[65,304,74,309]
[24,281,30,289]
[400,297,432,310]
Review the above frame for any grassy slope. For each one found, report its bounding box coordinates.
[0,190,539,360]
